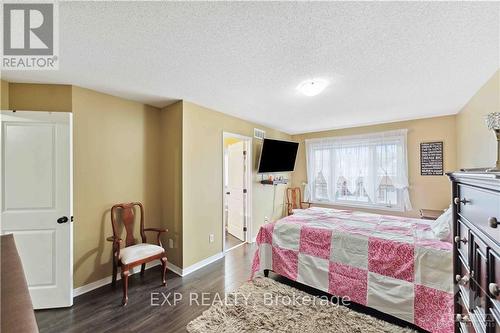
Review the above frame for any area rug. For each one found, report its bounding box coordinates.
[187,277,416,333]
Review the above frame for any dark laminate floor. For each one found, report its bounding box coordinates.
[225,231,243,250]
[36,243,425,333]
[36,244,257,333]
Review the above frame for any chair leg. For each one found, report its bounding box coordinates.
[140,263,146,276]
[121,269,129,306]
[161,257,168,286]
[111,262,117,287]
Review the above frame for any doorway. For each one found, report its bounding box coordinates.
[222,132,252,253]
[1,111,73,309]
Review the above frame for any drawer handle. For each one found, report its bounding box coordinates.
[490,283,500,296]
[489,217,498,228]
[454,236,467,244]
[456,274,470,286]
[454,197,470,205]
[455,314,471,323]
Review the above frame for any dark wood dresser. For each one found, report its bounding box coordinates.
[1,234,39,333]
[448,171,500,333]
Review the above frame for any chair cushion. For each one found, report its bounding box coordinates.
[119,243,164,264]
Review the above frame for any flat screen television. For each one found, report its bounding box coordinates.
[258,138,299,173]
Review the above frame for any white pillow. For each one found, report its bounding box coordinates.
[291,209,308,215]
[431,207,453,242]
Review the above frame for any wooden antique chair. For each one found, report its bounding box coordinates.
[107,202,167,305]
[286,187,311,215]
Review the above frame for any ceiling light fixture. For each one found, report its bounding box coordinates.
[297,79,329,97]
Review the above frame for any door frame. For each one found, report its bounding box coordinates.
[0,110,74,307]
[222,132,252,253]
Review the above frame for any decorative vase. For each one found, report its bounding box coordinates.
[486,112,500,172]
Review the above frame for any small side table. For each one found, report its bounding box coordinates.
[419,209,443,220]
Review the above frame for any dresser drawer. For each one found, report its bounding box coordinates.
[456,219,470,266]
[456,184,500,242]
[470,232,488,333]
[459,322,476,333]
[458,292,476,333]
[489,250,500,330]
[457,257,472,310]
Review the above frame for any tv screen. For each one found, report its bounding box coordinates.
[258,139,299,173]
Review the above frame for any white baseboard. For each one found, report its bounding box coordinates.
[73,261,160,297]
[163,252,225,277]
[181,252,224,276]
[166,261,183,276]
[73,252,225,296]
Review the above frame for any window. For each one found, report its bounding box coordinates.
[305,129,412,211]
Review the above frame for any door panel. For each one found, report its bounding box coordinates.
[1,111,72,309]
[13,229,56,286]
[4,123,55,209]
[227,141,245,241]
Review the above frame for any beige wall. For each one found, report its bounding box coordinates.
[159,102,183,267]
[5,68,496,286]
[292,115,457,218]
[9,83,72,112]
[6,83,162,288]
[3,83,291,282]
[71,87,162,287]
[1,80,9,109]
[182,101,291,267]
[456,70,500,169]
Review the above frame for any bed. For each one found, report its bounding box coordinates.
[251,207,454,333]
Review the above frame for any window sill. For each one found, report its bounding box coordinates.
[310,200,405,213]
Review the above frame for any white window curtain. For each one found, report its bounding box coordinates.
[305,129,412,211]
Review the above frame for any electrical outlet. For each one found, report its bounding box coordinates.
[168,238,174,249]
[264,216,269,223]
[209,234,215,243]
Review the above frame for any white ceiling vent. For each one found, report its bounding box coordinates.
[254,128,265,140]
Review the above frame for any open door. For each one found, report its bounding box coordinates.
[226,141,246,241]
[1,111,73,309]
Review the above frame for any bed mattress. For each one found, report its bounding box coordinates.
[251,207,453,333]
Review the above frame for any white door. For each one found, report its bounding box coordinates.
[1,111,72,309]
[226,141,246,241]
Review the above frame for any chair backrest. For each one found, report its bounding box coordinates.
[286,187,303,211]
[110,202,146,247]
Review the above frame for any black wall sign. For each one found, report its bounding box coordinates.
[420,141,444,176]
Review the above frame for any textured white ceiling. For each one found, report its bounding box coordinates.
[2,2,499,134]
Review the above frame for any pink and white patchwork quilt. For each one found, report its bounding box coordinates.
[251,207,454,333]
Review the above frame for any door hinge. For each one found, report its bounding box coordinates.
[243,150,247,156]
[243,188,247,194]
[243,227,247,232]
[71,216,74,222]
